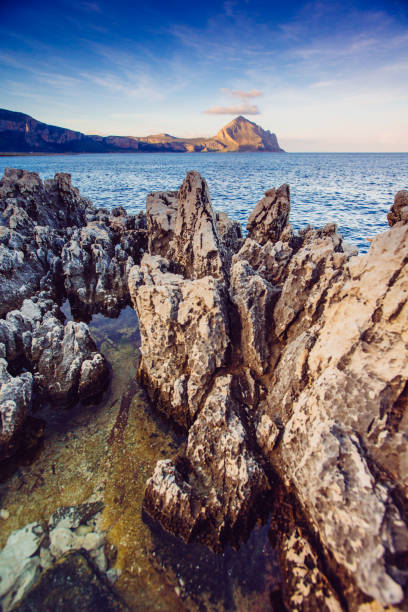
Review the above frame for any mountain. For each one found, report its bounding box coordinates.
[0,109,284,154]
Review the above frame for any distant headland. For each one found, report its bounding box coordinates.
[0,109,284,155]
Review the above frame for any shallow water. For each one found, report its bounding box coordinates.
[1,152,407,253]
[0,305,279,611]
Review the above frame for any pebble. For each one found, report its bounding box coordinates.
[0,509,10,520]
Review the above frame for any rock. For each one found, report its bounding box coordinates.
[0,169,91,315]
[49,527,79,558]
[144,375,269,548]
[82,532,105,551]
[0,509,10,520]
[387,190,408,226]
[61,220,146,318]
[30,316,108,403]
[215,210,243,264]
[0,557,41,612]
[0,359,33,456]
[246,184,292,245]
[267,223,408,605]
[0,522,44,602]
[129,254,230,428]
[167,171,228,281]
[273,224,348,340]
[230,260,279,375]
[146,190,178,257]
[12,551,128,611]
[144,459,203,542]
[232,237,294,285]
[48,501,104,530]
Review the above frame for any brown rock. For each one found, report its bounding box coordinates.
[247,184,292,245]
[387,190,408,226]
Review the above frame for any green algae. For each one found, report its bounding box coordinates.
[0,306,279,611]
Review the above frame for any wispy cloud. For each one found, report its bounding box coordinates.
[204,88,262,115]
[204,103,260,115]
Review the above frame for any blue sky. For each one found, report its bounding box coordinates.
[1,0,407,151]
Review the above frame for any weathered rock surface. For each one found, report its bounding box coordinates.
[144,375,269,548]
[167,171,228,281]
[387,189,408,226]
[129,254,230,428]
[12,551,126,612]
[0,168,149,459]
[146,191,178,257]
[247,184,292,245]
[136,175,408,609]
[0,360,32,456]
[0,168,91,315]
[230,260,279,375]
[62,208,147,318]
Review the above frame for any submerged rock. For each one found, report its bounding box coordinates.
[12,551,127,612]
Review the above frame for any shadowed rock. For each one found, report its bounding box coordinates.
[247,184,292,245]
[387,189,408,226]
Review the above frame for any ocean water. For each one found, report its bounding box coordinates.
[1,152,407,253]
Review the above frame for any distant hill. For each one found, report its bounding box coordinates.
[0,109,284,154]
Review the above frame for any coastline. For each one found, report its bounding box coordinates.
[0,167,407,611]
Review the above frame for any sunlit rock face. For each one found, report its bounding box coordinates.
[133,170,408,609]
[0,109,284,153]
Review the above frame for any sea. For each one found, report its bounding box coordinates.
[1,152,407,253]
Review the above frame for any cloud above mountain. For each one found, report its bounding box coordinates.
[204,89,262,115]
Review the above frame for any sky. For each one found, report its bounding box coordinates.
[0,0,407,151]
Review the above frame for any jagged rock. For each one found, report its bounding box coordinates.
[0,359,33,456]
[273,224,348,340]
[263,223,408,606]
[30,315,108,403]
[62,218,146,318]
[144,375,269,548]
[48,501,104,530]
[144,459,202,542]
[387,190,408,226]
[146,191,178,257]
[215,210,243,264]
[167,171,228,280]
[247,184,292,245]
[233,237,294,285]
[230,260,279,375]
[0,169,91,314]
[146,185,242,266]
[129,254,230,428]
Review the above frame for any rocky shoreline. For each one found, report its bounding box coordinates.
[0,167,407,610]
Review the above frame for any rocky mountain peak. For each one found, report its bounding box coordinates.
[214,115,284,152]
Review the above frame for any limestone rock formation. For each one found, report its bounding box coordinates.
[387,189,408,226]
[0,168,90,315]
[61,209,146,318]
[0,168,147,460]
[167,171,228,281]
[230,260,279,375]
[145,191,178,257]
[129,254,230,428]
[213,115,284,152]
[144,375,269,548]
[135,174,408,609]
[246,184,292,245]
